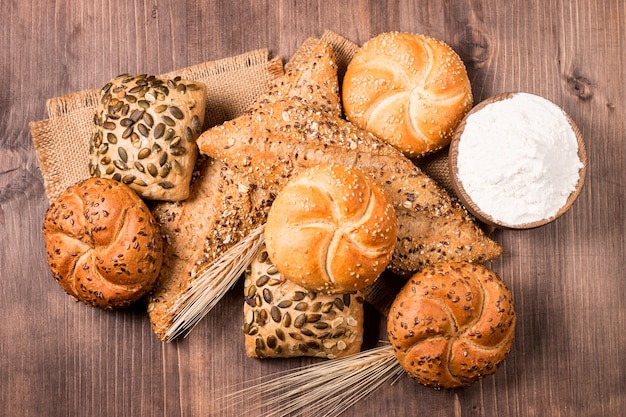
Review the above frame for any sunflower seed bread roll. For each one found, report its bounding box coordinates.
[89,74,207,201]
[244,245,365,359]
[42,178,163,309]
[387,262,516,388]
[342,32,472,158]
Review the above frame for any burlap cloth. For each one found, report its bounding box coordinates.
[29,30,454,316]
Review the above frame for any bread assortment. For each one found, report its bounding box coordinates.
[265,163,398,293]
[89,74,207,201]
[342,32,473,158]
[40,31,521,390]
[244,245,364,359]
[387,261,516,388]
[42,177,163,309]
[197,95,502,276]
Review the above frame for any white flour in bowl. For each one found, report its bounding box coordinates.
[455,92,584,227]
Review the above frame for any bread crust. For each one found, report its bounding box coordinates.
[387,262,516,388]
[244,245,364,359]
[42,178,163,309]
[265,163,398,293]
[342,32,472,158]
[197,96,502,276]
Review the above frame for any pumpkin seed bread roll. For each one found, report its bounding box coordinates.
[89,74,207,201]
[42,178,163,309]
[387,261,516,389]
[342,32,472,158]
[244,245,364,359]
[264,163,398,294]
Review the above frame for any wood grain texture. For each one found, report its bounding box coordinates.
[1,0,624,416]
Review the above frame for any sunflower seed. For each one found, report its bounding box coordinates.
[113,160,128,170]
[153,123,165,139]
[122,126,133,139]
[103,121,116,130]
[294,314,306,328]
[256,275,270,287]
[281,312,291,327]
[162,115,176,127]
[171,159,182,175]
[184,126,194,142]
[122,174,135,184]
[270,306,281,323]
[192,115,202,133]
[169,106,184,119]
[292,291,306,301]
[275,328,285,341]
[159,164,171,178]
[169,147,186,156]
[137,123,149,137]
[118,147,128,162]
[147,163,158,177]
[137,148,151,159]
[159,152,168,166]
[266,335,277,350]
[294,302,308,311]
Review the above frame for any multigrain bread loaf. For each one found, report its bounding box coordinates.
[89,74,207,201]
[146,37,340,341]
[387,262,516,388]
[342,32,473,158]
[197,95,502,276]
[148,157,273,340]
[244,245,364,359]
[42,178,163,309]
[265,163,397,293]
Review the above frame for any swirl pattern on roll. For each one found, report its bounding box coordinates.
[265,164,398,294]
[387,261,516,388]
[342,32,473,158]
[43,178,163,309]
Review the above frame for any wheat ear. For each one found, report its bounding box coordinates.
[223,344,403,417]
[164,224,266,341]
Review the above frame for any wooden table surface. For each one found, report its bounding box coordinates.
[1,1,624,416]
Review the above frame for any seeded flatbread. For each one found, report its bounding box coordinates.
[244,246,364,359]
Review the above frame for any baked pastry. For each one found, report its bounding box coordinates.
[265,163,397,293]
[387,262,516,388]
[146,37,336,341]
[342,32,473,158]
[42,178,163,309]
[197,95,502,276]
[89,73,207,201]
[244,245,364,359]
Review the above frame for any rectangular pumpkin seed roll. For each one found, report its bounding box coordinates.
[243,245,365,359]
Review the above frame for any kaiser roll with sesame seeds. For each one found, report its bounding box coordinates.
[42,178,163,309]
[89,73,207,201]
[387,261,516,389]
[264,163,398,294]
[342,32,473,158]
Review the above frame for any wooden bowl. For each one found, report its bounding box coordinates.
[448,92,587,229]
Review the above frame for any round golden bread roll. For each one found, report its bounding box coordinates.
[387,261,516,389]
[264,163,398,293]
[42,178,163,309]
[342,32,473,158]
